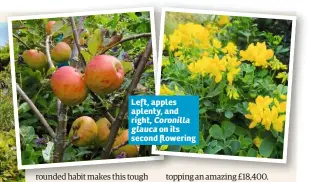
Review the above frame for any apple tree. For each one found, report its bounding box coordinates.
[12,12,154,164]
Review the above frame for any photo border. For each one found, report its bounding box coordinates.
[152,7,297,164]
[8,7,163,170]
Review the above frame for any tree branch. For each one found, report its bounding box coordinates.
[89,92,115,124]
[69,16,87,69]
[13,34,31,49]
[53,101,68,163]
[99,33,151,54]
[45,35,55,69]
[54,16,85,162]
[111,140,128,153]
[16,84,56,138]
[102,39,152,159]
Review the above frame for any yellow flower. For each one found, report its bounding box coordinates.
[188,54,226,83]
[222,42,238,56]
[226,85,239,100]
[276,72,288,83]
[253,136,263,148]
[160,84,174,95]
[163,34,168,49]
[206,23,219,34]
[160,84,184,95]
[223,55,241,84]
[240,42,274,68]
[272,114,286,132]
[168,23,211,51]
[245,95,286,132]
[218,15,230,26]
[269,56,287,70]
[162,56,170,66]
[280,94,287,100]
[174,51,182,57]
[212,38,222,49]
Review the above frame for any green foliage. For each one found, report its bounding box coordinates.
[0,44,25,181]
[0,65,14,131]
[0,130,25,182]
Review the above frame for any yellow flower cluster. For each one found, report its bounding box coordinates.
[245,95,287,132]
[240,42,274,68]
[160,84,184,95]
[222,42,238,56]
[222,55,241,85]
[168,23,211,51]
[226,84,239,100]
[276,72,288,83]
[188,54,226,83]
[217,15,230,26]
[269,56,287,71]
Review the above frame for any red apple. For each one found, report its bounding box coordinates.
[51,42,72,63]
[68,116,98,147]
[45,21,55,35]
[84,55,124,95]
[22,49,48,70]
[50,66,88,106]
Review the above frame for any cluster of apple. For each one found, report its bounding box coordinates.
[69,116,139,158]
[21,20,138,158]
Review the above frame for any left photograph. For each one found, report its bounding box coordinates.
[8,8,161,169]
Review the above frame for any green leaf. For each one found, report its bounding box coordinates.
[247,148,258,157]
[204,141,224,154]
[22,159,35,165]
[239,135,252,149]
[63,145,77,162]
[20,126,36,144]
[181,145,194,151]
[42,142,54,163]
[238,150,247,156]
[168,145,181,152]
[235,126,249,136]
[259,137,275,158]
[51,21,64,34]
[46,67,56,76]
[257,69,268,78]
[88,29,102,55]
[222,120,236,139]
[224,111,233,119]
[21,118,38,126]
[209,125,224,140]
[81,50,93,62]
[159,145,169,151]
[230,140,241,155]
[208,140,217,147]
[18,102,30,113]
[206,81,226,98]
[121,61,134,74]
[199,107,207,114]
[61,25,73,38]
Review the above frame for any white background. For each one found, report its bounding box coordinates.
[0,0,308,181]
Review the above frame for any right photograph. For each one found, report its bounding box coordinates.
[153,8,296,163]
